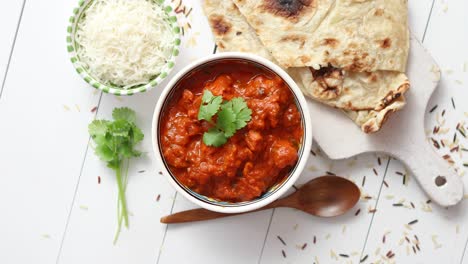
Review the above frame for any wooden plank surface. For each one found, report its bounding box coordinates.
[1,0,467,263]
[0,0,100,263]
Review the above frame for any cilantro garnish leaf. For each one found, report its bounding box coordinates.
[112,107,137,123]
[88,107,144,244]
[88,120,110,137]
[203,128,228,147]
[217,103,237,137]
[230,97,252,129]
[198,90,223,121]
[198,90,252,147]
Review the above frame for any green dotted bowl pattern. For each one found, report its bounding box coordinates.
[66,0,181,96]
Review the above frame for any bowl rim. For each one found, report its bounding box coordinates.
[151,52,312,213]
[66,0,181,96]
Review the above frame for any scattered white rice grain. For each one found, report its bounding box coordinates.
[63,104,71,111]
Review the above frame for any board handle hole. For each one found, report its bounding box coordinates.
[435,176,447,187]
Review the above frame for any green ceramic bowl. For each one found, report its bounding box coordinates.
[66,0,181,96]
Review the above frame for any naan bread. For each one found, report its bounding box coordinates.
[203,0,408,133]
[290,67,409,111]
[231,0,410,72]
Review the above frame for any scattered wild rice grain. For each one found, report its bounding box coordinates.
[452,98,456,109]
[429,105,438,113]
[451,146,459,152]
[301,243,307,250]
[91,106,98,113]
[378,157,382,165]
[310,149,317,156]
[403,174,406,185]
[416,244,420,251]
[158,171,163,175]
[382,235,386,243]
[185,7,193,17]
[405,237,410,243]
[313,236,317,244]
[410,202,415,209]
[326,171,336,176]
[339,254,349,258]
[277,235,286,246]
[373,168,378,176]
[282,250,286,258]
[138,170,145,173]
[360,255,368,263]
[431,138,440,149]
[409,219,418,225]
[362,176,366,187]
[396,171,404,176]
[156,194,161,202]
[292,185,299,191]
[393,203,403,207]
[383,180,389,188]
[454,133,458,143]
[442,110,446,117]
[426,200,432,204]
[412,246,417,254]
[369,208,377,213]
[97,176,101,184]
[355,209,361,216]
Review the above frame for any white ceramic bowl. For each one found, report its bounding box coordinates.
[151,52,312,213]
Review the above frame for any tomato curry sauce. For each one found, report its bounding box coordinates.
[159,60,304,202]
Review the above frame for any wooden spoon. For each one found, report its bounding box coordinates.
[161,176,360,224]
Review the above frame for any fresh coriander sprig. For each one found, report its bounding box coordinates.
[88,107,144,244]
[198,90,252,147]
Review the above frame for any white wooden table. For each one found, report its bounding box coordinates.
[1,0,467,263]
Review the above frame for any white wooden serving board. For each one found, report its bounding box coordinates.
[309,36,464,207]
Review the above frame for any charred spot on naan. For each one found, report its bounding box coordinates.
[261,0,314,21]
[280,34,306,48]
[375,81,410,111]
[374,8,384,16]
[379,38,392,49]
[309,66,344,100]
[322,38,339,48]
[209,15,232,36]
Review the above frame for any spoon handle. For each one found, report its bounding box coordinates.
[161,202,280,224]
